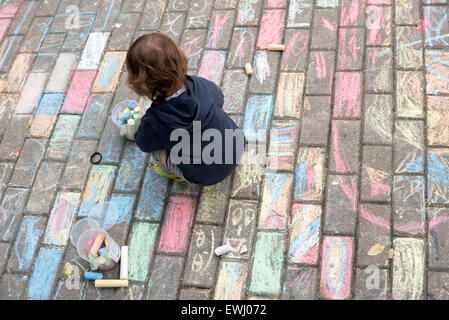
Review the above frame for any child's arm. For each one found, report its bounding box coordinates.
[134,114,164,154]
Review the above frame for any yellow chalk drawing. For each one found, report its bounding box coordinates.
[395,121,423,151]
[365,167,389,183]
[232,149,263,196]
[392,238,424,300]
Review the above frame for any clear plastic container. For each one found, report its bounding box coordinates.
[111,100,139,141]
[70,202,122,270]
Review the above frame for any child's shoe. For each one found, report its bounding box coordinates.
[152,162,184,181]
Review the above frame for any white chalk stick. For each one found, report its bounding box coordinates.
[126,119,136,141]
[94,279,129,288]
[240,244,248,254]
[120,246,128,280]
[215,244,232,256]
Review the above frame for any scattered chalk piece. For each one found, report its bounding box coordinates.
[245,63,253,76]
[388,249,394,259]
[215,244,232,256]
[240,244,248,254]
[94,279,129,288]
[267,44,285,51]
[64,262,74,279]
[84,271,103,280]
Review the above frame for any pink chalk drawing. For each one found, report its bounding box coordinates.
[0,5,18,18]
[282,31,308,70]
[158,197,195,254]
[198,51,226,85]
[266,0,286,7]
[416,19,430,31]
[320,236,353,299]
[0,19,11,43]
[360,206,390,230]
[207,11,232,48]
[334,72,361,118]
[370,182,390,197]
[340,0,360,26]
[322,18,335,32]
[61,71,97,113]
[256,10,285,48]
[367,6,386,45]
[338,29,361,69]
[315,52,327,79]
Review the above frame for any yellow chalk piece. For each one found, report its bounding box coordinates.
[95,279,129,288]
[267,44,285,51]
[388,249,394,259]
[245,63,253,76]
[64,262,74,278]
[367,243,385,256]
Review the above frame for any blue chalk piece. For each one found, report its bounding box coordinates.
[118,118,126,125]
[122,111,130,119]
[84,271,103,280]
[98,247,106,255]
[128,101,136,110]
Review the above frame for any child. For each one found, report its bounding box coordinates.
[126,32,244,186]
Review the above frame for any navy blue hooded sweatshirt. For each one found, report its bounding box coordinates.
[134,75,244,186]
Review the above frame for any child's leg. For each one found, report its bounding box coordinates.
[151,150,187,181]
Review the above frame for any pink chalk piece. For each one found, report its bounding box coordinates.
[333,72,361,118]
[340,0,360,26]
[256,10,285,48]
[61,71,96,113]
[320,236,353,300]
[158,197,195,254]
[12,150,20,158]
[0,5,18,18]
[0,19,10,43]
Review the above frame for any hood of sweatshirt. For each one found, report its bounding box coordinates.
[147,75,221,131]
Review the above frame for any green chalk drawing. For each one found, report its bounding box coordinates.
[249,232,284,295]
[128,222,158,282]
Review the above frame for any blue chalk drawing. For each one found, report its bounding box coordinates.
[114,143,147,192]
[105,194,136,226]
[325,238,347,293]
[428,152,449,203]
[77,95,110,138]
[28,247,63,300]
[242,95,274,142]
[294,158,307,198]
[287,216,321,260]
[34,94,64,115]
[13,216,43,271]
[136,168,168,221]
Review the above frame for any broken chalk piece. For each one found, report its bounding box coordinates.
[90,233,106,258]
[388,249,394,259]
[245,63,253,76]
[84,271,103,280]
[240,244,248,254]
[94,279,129,288]
[120,246,128,280]
[215,244,232,256]
[98,247,106,256]
[267,44,285,51]
[64,262,74,279]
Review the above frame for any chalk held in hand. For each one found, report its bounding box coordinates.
[215,244,232,256]
[120,246,128,280]
[84,271,103,280]
[245,63,253,76]
[90,233,106,258]
[94,279,129,288]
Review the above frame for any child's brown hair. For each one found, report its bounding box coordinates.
[126,32,188,104]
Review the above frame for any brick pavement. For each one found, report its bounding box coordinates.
[0,0,448,300]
